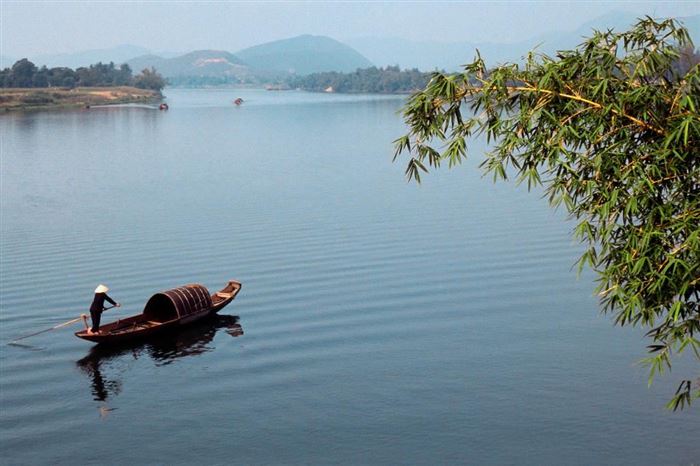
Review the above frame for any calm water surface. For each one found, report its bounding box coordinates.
[1,89,698,465]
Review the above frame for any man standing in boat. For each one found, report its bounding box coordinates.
[87,284,120,334]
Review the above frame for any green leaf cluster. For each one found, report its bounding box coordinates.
[394,17,699,409]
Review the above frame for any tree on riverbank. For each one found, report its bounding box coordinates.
[133,67,167,91]
[394,17,699,409]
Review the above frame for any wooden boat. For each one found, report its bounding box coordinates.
[75,280,241,345]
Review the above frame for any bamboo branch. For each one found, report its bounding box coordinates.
[510,85,665,135]
[444,79,666,136]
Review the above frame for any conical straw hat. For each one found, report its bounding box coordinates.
[94,284,109,293]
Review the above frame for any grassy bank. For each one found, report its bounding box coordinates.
[0,87,162,111]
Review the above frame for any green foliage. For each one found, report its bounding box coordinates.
[47,67,77,88]
[10,58,38,87]
[0,59,164,91]
[75,62,135,87]
[394,17,699,408]
[288,66,433,94]
[133,67,166,91]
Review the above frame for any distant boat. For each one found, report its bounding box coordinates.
[233,98,243,106]
[159,103,169,110]
[75,280,242,345]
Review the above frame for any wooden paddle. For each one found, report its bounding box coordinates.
[9,305,116,344]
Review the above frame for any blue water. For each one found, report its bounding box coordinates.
[1,89,698,465]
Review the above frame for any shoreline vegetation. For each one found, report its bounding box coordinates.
[0,87,163,111]
[1,59,166,111]
[170,66,434,94]
[1,58,435,109]
[286,66,433,94]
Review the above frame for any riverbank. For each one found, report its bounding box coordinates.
[0,87,162,111]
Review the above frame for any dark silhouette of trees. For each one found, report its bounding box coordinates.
[10,59,38,87]
[47,67,77,88]
[133,67,166,91]
[0,59,165,91]
[288,66,433,93]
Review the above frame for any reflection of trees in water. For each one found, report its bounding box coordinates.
[76,314,243,402]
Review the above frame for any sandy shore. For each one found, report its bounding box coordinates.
[0,87,163,111]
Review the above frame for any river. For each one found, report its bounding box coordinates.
[1,88,698,465]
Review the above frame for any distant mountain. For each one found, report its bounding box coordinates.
[128,35,374,84]
[30,44,152,68]
[7,35,373,80]
[347,37,500,71]
[152,50,187,59]
[11,12,695,81]
[235,35,373,75]
[128,50,252,79]
[126,54,166,74]
[349,12,700,71]
[526,12,700,58]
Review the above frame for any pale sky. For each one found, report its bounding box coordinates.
[2,1,699,57]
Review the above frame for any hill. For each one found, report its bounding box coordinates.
[235,35,373,75]
[129,50,248,76]
[125,37,374,84]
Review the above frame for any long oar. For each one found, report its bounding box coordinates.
[8,305,116,345]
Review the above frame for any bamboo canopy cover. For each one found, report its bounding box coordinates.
[143,284,213,322]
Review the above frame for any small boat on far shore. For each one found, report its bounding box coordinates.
[75,280,242,345]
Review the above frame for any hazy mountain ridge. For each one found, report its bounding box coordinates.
[128,50,252,79]
[30,44,151,69]
[349,12,700,71]
[10,12,698,82]
[236,34,373,74]
[122,36,373,83]
[14,36,373,81]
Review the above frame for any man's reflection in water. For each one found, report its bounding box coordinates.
[77,315,243,404]
[79,355,122,402]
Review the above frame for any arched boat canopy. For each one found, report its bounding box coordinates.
[143,284,213,322]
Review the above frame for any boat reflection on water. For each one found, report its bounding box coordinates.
[77,314,243,402]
